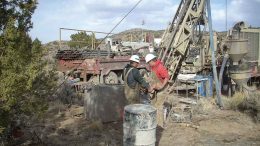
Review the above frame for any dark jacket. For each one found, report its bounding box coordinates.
[123,64,149,89]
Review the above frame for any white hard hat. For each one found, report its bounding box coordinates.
[145,54,156,63]
[130,55,140,63]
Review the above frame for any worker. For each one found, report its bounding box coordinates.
[66,71,80,91]
[145,53,169,91]
[145,53,169,127]
[106,41,111,58]
[123,55,153,104]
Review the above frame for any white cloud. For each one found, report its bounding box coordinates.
[30,0,260,43]
[30,0,179,43]
[211,0,260,30]
[228,0,260,27]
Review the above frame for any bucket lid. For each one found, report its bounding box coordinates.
[124,104,156,114]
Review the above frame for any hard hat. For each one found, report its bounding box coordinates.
[145,54,156,63]
[130,55,140,63]
[66,70,71,76]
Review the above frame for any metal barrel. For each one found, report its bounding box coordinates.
[205,76,213,97]
[196,75,206,97]
[123,104,157,146]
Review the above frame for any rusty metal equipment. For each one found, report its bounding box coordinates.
[56,50,115,60]
[56,25,152,90]
[56,56,148,84]
[55,48,149,93]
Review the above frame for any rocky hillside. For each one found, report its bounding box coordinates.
[111,28,164,42]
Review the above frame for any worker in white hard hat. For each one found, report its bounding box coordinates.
[106,41,111,58]
[123,55,153,104]
[145,53,169,91]
[145,53,169,127]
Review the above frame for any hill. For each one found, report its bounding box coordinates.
[43,28,165,51]
[110,28,164,42]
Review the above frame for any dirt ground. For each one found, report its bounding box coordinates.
[18,93,260,146]
[158,109,260,146]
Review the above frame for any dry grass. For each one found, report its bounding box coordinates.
[240,92,260,121]
[222,92,246,110]
[193,98,216,114]
[0,127,4,134]
[222,91,260,121]
[88,120,103,131]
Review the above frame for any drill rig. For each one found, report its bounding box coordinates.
[159,0,210,80]
[157,0,260,124]
[158,0,258,94]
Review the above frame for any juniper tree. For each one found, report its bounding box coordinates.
[0,0,56,138]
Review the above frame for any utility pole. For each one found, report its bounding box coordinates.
[59,28,62,49]
[141,19,145,42]
[225,0,227,31]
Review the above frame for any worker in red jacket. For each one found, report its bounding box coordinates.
[145,53,169,91]
[145,53,169,127]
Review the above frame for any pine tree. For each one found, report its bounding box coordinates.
[69,31,95,49]
[0,0,56,139]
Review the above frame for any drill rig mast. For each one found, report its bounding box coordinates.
[159,0,207,81]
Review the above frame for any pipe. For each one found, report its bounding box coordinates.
[206,0,223,107]
[219,54,229,94]
[60,27,115,35]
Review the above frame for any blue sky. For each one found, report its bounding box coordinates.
[29,0,260,43]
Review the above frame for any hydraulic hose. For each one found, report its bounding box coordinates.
[219,54,229,95]
[207,0,223,107]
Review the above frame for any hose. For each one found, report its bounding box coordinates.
[219,54,229,95]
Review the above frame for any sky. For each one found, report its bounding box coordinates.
[29,0,260,44]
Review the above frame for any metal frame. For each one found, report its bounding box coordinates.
[159,0,207,82]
